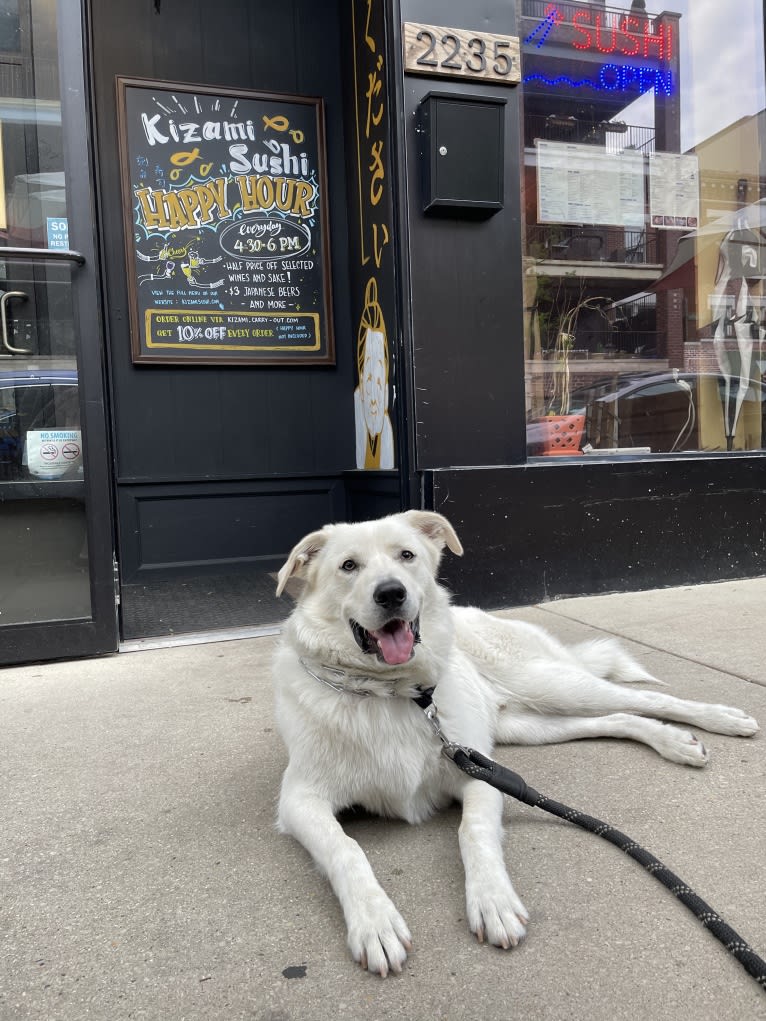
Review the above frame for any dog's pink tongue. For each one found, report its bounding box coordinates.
[371,621,414,665]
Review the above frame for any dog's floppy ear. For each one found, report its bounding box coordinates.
[276,528,329,597]
[400,510,463,556]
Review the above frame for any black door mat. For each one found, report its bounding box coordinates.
[119,560,292,640]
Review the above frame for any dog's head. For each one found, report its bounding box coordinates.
[276,511,463,667]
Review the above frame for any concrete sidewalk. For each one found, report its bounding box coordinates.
[2,579,765,1021]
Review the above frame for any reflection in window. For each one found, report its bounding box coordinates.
[0,370,80,481]
[520,0,766,456]
[0,0,63,247]
[0,0,20,52]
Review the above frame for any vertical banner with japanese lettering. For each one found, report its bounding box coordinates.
[347,0,397,469]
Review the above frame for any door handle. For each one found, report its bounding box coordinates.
[0,290,31,354]
[0,246,85,265]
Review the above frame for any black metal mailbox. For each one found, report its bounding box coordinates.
[418,92,506,214]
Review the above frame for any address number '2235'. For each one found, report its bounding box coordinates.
[403,23,521,86]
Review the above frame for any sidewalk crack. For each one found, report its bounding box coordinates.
[534,605,765,689]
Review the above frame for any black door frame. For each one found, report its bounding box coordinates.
[1,0,118,665]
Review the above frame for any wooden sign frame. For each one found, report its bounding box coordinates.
[116,77,335,365]
[403,22,520,86]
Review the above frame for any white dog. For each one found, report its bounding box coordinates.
[272,511,758,976]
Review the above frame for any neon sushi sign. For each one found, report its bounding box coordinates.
[571,10,674,61]
[524,5,675,96]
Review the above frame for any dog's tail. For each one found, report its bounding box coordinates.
[570,638,667,685]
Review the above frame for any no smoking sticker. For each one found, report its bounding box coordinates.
[26,430,83,479]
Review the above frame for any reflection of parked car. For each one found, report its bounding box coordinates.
[0,367,79,480]
[527,372,766,455]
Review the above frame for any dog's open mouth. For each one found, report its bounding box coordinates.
[350,617,420,665]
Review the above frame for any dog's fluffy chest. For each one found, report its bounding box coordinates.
[276,681,453,823]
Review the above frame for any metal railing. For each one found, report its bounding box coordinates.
[582,329,662,357]
[524,114,656,154]
[521,0,663,27]
[537,330,664,358]
[526,224,658,265]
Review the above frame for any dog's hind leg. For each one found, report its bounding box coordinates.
[494,711,711,766]
[500,661,758,738]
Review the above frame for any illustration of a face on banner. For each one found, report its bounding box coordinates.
[354,279,394,469]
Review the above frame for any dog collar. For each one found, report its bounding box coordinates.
[299,658,432,701]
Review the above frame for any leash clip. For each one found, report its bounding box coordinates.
[422,700,469,761]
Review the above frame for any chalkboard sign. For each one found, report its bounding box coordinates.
[116,78,334,365]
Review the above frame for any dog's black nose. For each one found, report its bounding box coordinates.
[373,580,407,610]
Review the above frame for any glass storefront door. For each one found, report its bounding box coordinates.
[0,0,116,663]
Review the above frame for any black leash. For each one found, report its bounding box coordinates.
[414,690,766,993]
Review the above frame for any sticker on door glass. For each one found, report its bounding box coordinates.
[46,216,69,250]
[25,429,82,479]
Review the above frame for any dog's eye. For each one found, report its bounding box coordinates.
[340,559,357,572]
[401,549,415,561]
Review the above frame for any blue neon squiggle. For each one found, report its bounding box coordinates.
[524,66,674,96]
[524,73,598,89]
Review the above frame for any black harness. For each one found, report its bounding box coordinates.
[414,687,766,995]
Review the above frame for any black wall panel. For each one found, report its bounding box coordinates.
[117,478,345,580]
[398,0,527,469]
[89,0,356,573]
[427,457,766,608]
[344,470,403,523]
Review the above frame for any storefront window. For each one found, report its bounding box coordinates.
[520,0,766,456]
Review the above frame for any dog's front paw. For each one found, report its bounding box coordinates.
[655,724,710,767]
[346,888,412,977]
[466,875,528,949]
